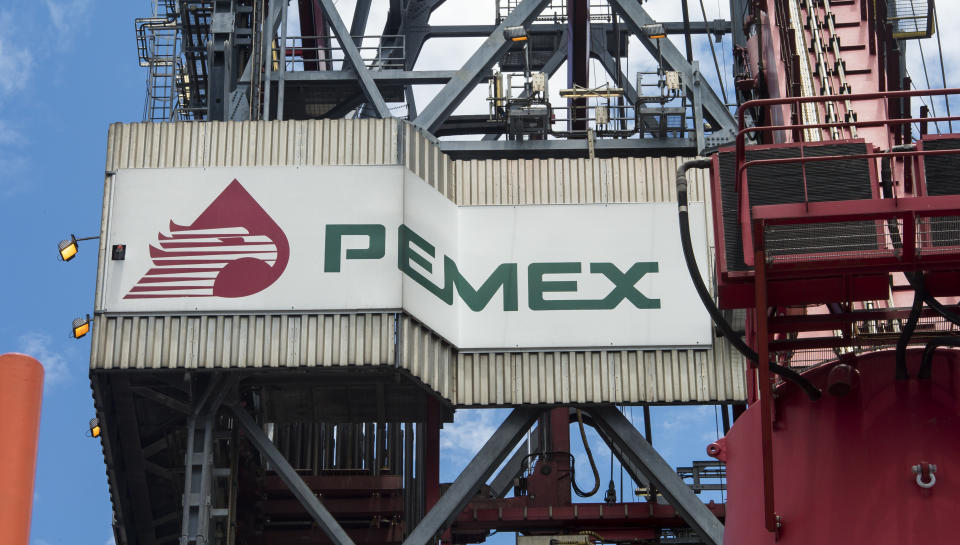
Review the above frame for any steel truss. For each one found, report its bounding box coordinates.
[94,368,727,545]
[135,0,736,156]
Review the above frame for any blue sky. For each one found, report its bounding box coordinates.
[1,1,144,545]
[9,1,950,544]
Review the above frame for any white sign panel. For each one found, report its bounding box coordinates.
[101,166,712,350]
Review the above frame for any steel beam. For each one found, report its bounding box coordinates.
[427,21,731,38]
[590,28,637,104]
[180,378,231,545]
[588,405,725,545]
[113,377,158,545]
[401,408,541,545]
[230,404,356,545]
[272,70,459,84]
[607,0,736,138]
[413,0,551,133]
[317,0,390,118]
[489,424,542,498]
[131,387,191,415]
[349,0,372,47]
[440,137,697,159]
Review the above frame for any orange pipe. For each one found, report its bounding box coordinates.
[0,353,44,545]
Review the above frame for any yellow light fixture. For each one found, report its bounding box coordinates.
[72,314,92,339]
[642,24,666,40]
[89,418,101,438]
[57,234,99,262]
[503,25,528,42]
[58,236,79,262]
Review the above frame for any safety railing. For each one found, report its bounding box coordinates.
[752,195,960,275]
[887,0,935,39]
[277,35,405,71]
[495,0,613,24]
[732,89,960,266]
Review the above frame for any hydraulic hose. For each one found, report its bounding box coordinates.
[572,409,600,498]
[676,160,822,401]
[896,287,924,380]
[880,174,960,328]
[918,336,960,380]
[906,272,960,327]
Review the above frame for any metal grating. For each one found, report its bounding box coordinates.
[718,142,876,271]
[765,220,892,263]
[887,0,935,39]
[920,137,960,247]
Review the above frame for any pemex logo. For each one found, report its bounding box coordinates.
[124,180,289,299]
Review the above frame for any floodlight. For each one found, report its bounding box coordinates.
[59,235,79,262]
[58,234,99,262]
[503,26,528,42]
[642,24,666,40]
[73,314,92,339]
[89,418,101,438]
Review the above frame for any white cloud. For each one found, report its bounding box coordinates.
[439,409,501,457]
[0,26,32,97]
[0,119,21,145]
[44,0,92,35]
[105,536,116,545]
[33,539,54,545]
[17,333,71,386]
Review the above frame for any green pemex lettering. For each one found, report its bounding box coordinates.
[398,225,518,311]
[324,224,386,272]
[528,262,660,310]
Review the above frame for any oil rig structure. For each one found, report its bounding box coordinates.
[80,0,960,544]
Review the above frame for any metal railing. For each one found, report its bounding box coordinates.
[495,0,614,24]
[136,12,182,122]
[277,35,405,71]
[887,0,935,39]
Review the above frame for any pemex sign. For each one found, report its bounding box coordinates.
[99,166,711,350]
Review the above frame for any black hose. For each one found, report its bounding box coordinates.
[896,287,924,380]
[917,337,960,379]
[879,181,960,329]
[572,409,600,497]
[906,273,960,327]
[676,160,822,401]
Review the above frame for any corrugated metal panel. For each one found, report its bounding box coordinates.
[91,313,396,370]
[104,118,399,170]
[94,119,745,405]
[401,123,456,201]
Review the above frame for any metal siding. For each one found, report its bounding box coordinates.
[95,119,745,405]
[91,313,396,370]
[438,151,744,405]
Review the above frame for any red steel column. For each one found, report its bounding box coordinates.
[568,0,590,132]
[549,407,572,504]
[0,353,44,545]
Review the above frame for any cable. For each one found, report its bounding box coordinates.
[699,0,728,104]
[896,283,924,380]
[572,409,600,498]
[675,160,822,400]
[918,336,960,379]
[909,1,941,134]
[933,2,952,132]
[906,272,960,327]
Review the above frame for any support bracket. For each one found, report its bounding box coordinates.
[229,403,357,545]
[588,405,725,545]
[402,407,542,545]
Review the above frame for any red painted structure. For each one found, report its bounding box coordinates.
[710,1,960,541]
[714,349,960,543]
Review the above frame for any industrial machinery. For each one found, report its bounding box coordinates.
[76,0,960,544]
